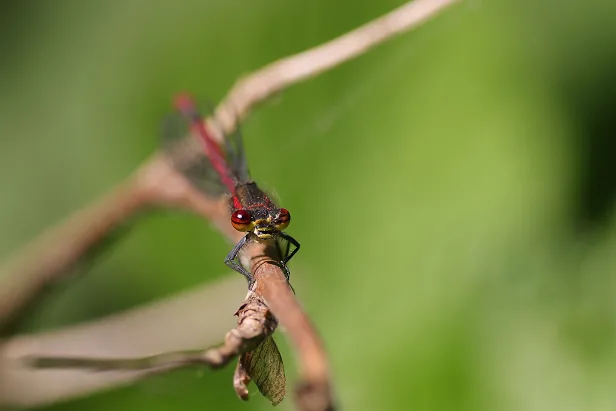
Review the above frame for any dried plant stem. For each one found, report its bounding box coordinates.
[0,182,145,334]
[211,0,460,140]
[26,294,275,373]
[0,1,459,410]
[249,252,333,410]
[0,0,458,338]
[0,278,242,408]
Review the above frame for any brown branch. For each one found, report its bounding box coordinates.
[211,0,461,140]
[248,247,333,410]
[0,0,459,409]
[0,0,458,338]
[24,294,275,373]
[8,243,326,408]
[0,277,242,408]
[0,181,143,333]
[0,156,242,335]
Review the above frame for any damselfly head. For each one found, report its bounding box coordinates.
[231,208,291,238]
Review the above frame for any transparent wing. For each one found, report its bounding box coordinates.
[225,125,251,183]
[161,112,228,197]
[239,336,286,405]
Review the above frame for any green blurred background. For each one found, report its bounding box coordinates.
[2,0,616,410]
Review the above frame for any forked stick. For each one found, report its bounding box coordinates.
[0,1,460,410]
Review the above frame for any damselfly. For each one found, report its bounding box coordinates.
[25,95,295,406]
[166,94,300,286]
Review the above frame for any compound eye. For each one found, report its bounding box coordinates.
[274,208,291,230]
[231,210,254,232]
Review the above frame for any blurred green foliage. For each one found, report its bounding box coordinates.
[1,0,616,410]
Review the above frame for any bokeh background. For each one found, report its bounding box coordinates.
[2,0,616,410]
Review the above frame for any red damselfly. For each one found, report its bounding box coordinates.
[168,94,294,403]
[24,95,296,406]
[166,94,300,287]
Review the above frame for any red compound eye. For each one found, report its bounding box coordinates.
[231,210,254,232]
[274,208,291,230]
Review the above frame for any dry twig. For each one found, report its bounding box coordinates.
[0,277,242,407]
[25,294,276,373]
[0,0,460,409]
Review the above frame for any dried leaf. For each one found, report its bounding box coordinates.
[239,336,286,405]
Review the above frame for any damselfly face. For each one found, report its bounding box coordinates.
[231,206,291,239]
[229,181,291,239]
